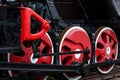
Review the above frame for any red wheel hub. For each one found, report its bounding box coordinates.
[59,26,91,80]
[8,33,54,80]
[95,27,118,74]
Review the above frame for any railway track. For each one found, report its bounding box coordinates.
[81,66,120,80]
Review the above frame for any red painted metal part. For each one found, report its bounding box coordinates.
[8,33,54,80]
[59,27,91,65]
[59,26,91,80]
[20,7,50,43]
[95,27,118,74]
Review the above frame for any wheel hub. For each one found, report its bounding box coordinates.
[30,53,38,64]
[106,47,111,55]
[74,49,81,59]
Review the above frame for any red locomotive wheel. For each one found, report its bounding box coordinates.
[8,33,54,80]
[59,26,91,80]
[95,27,118,74]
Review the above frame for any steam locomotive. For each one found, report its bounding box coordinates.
[0,0,120,80]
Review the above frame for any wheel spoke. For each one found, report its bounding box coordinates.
[60,41,74,64]
[39,41,46,53]
[106,34,110,44]
[100,53,105,62]
[38,56,52,64]
[41,34,53,48]
[62,39,76,51]
[96,48,105,57]
[110,39,114,47]
[97,35,106,46]
[9,54,26,63]
[110,49,117,59]
[65,57,73,65]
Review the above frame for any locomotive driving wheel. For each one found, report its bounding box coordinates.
[8,33,54,80]
[59,26,91,80]
[95,27,118,74]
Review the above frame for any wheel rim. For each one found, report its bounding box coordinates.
[8,33,54,80]
[95,27,118,74]
[59,26,91,80]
